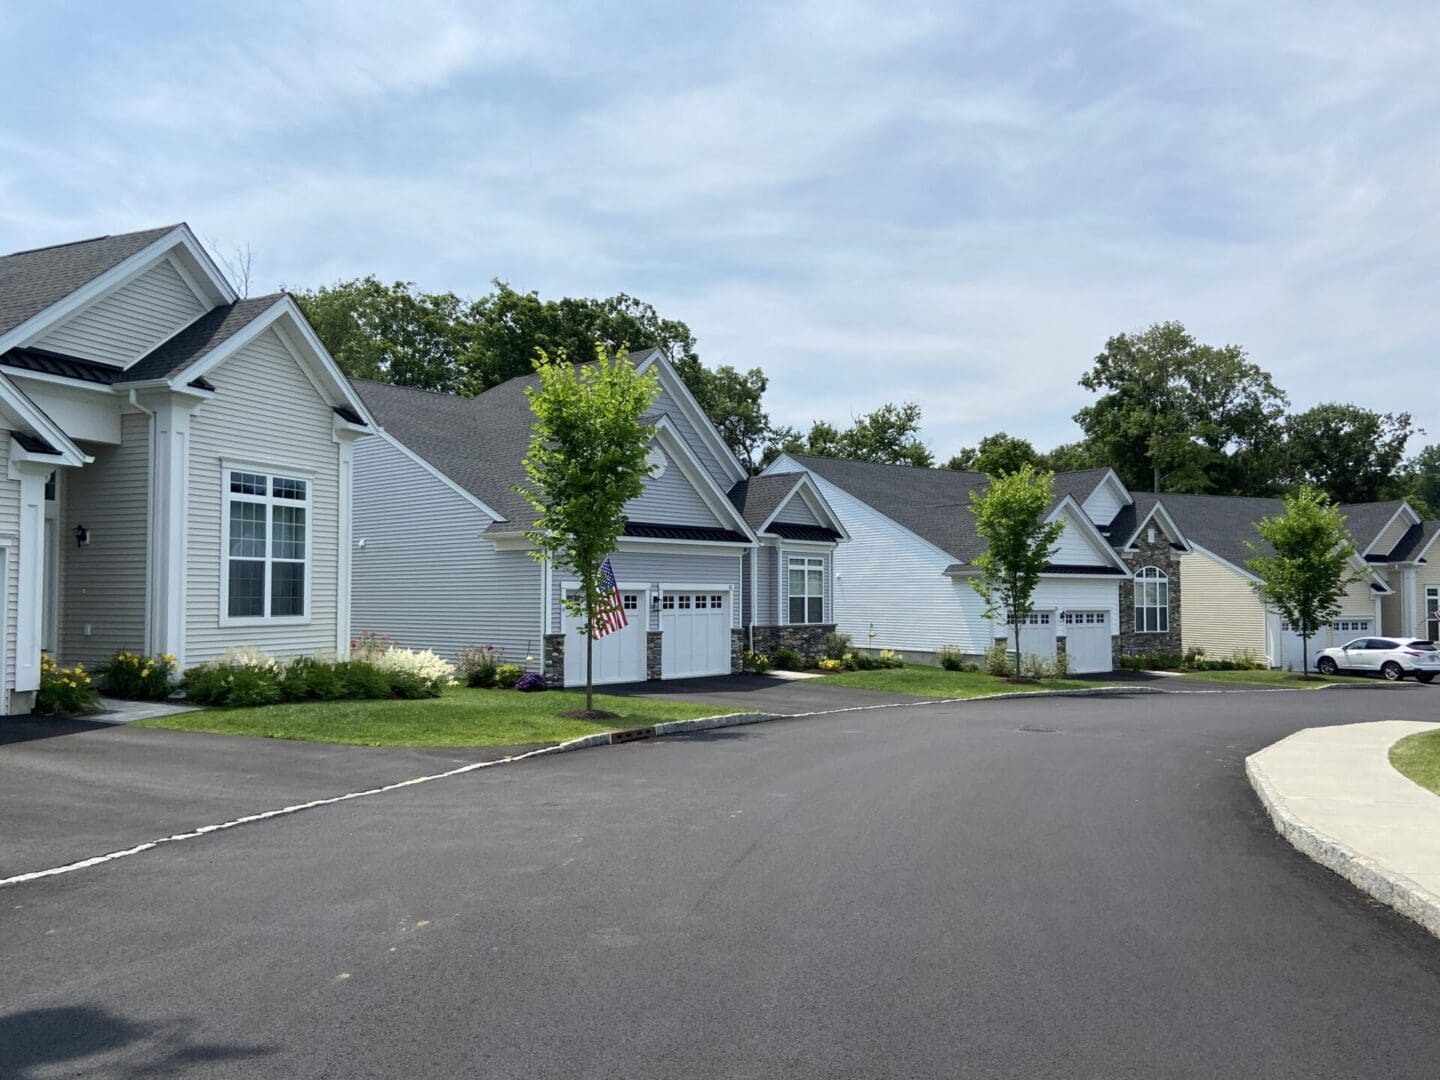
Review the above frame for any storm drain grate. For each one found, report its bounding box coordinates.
[611,726,657,744]
[1017,725,1058,734]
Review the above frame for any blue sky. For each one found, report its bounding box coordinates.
[2,1,1436,459]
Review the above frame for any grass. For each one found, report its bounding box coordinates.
[135,685,727,748]
[1176,669,1375,688]
[820,664,1099,698]
[1390,729,1440,796]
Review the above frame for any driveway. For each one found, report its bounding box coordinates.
[606,671,916,713]
[4,688,1440,1077]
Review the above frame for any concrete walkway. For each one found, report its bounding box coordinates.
[1248,720,1440,937]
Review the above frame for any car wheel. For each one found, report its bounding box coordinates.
[1418,674,1435,684]
[1316,656,1338,675]
[1381,661,1404,682]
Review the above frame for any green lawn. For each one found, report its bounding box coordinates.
[1390,729,1440,796]
[1176,669,1375,688]
[136,686,728,748]
[820,664,1100,698]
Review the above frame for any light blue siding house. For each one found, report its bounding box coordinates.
[0,224,376,713]
[351,350,849,686]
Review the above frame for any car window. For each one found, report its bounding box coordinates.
[1341,638,1370,650]
[1407,640,1438,651]
[1372,639,1401,651]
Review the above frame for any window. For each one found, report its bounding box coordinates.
[1062,611,1105,626]
[1332,619,1370,634]
[224,467,308,621]
[1134,566,1168,633]
[622,593,638,611]
[1428,587,1439,642]
[661,594,675,610]
[788,557,825,624]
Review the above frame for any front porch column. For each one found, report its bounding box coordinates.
[142,392,203,666]
[7,453,51,695]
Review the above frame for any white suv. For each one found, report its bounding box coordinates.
[1314,638,1440,682]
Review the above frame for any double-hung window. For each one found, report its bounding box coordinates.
[224,467,309,622]
[1134,566,1168,633]
[787,556,825,624]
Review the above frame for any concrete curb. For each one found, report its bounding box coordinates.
[1246,741,1440,939]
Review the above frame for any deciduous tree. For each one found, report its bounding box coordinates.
[946,432,1041,475]
[967,466,1066,679]
[517,348,660,713]
[1282,403,1418,504]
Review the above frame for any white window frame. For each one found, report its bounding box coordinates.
[1427,587,1439,641]
[219,462,313,627]
[787,556,825,625]
[1134,566,1169,634]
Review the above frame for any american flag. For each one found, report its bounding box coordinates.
[591,558,628,638]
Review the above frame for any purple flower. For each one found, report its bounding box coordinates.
[515,672,548,693]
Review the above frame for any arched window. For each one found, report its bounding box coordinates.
[1135,566,1169,633]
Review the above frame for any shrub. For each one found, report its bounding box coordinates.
[456,645,501,688]
[350,630,395,660]
[373,647,453,697]
[98,651,177,700]
[335,660,393,699]
[1050,648,1072,678]
[1021,653,1050,680]
[741,651,772,674]
[985,640,1012,677]
[773,646,804,671]
[182,663,282,708]
[35,655,101,716]
[839,653,859,671]
[820,632,852,661]
[515,672,548,692]
[849,652,883,670]
[1182,650,1265,672]
[277,656,347,701]
[1120,652,1184,672]
[876,649,905,669]
[496,663,525,688]
[936,645,967,671]
[817,657,843,673]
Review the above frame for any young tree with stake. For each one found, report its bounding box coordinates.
[517,347,659,713]
[968,466,1066,679]
[1245,487,1360,677]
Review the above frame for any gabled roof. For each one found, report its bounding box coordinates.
[727,472,847,542]
[116,294,285,383]
[0,226,180,339]
[1339,500,1415,555]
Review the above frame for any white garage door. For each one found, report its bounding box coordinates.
[660,590,732,679]
[563,590,645,686]
[1061,610,1113,673]
[1007,611,1057,663]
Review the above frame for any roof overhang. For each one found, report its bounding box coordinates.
[1360,502,1423,558]
[635,351,747,486]
[0,371,91,467]
[1046,495,1133,576]
[1121,501,1192,554]
[755,472,851,542]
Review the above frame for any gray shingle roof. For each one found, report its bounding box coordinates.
[1338,501,1412,554]
[0,226,179,338]
[728,473,804,531]
[118,294,284,383]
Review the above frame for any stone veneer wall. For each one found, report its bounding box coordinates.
[543,633,566,687]
[1118,531,1183,656]
[751,624,837,666]
[731,629,745,673]
[646,631,663,680]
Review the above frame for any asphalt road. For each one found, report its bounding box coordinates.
[4,686,1440,1078]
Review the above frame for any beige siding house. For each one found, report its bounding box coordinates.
[0,223,374,713]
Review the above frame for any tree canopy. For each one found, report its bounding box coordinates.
[1281,403,1418,505]
[945,432,1041,476]
[763,402,933,469]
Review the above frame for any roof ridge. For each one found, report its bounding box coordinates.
[349,376,477,402]
[0,223,182,261]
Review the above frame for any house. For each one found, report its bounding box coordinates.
[0,224,375,713]
[760,455,1132,673]
[349,349,848,686]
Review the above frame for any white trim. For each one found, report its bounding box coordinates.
[761,536,833,550]
[374,429,503,521]
[1120,501,1192,553]
[1046,495,1133,575]
[0,373,91,467]
[784,553,826,625]
[657,581,737,593]
[635,352,747,485]
[217,461,314,628]
[6,460,48,692]
[1360,503,1422,557]
[1188,541,1263,583]
[561,578,650,592]
[0,225,237,357]
[1,367,117,394]
[335,436,355,657]
[755,472,851,540]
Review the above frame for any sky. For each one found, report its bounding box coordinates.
[2,0,1437,461]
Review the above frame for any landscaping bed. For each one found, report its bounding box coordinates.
[136,686,728,748]
[1176,670,1374,688]
[1389,728,1440,796]
[819,664,1099,698]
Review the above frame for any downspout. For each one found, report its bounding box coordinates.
[129,389,157,656]
[748,544,757,652]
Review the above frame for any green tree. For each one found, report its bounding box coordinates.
[946,432,1041,475]
[1075,321,1287,494]
[1039,440,1107,473]
[291,277,475,392]
[1399,443,1440,518]
[672,357,770,472]
[517,347,660,713]
[967,466,1067,679]
[1246,487,1360,677]
[1282,403,1418,504]
[762,403,933,468]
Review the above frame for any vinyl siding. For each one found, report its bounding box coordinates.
[1414,561,1440,638]
[1338,573,1379,619]
[35,258,207,366]
[753,545,777,624]
[352,435,543,668]
[184,326,342,663]
[0,439,17,711]
[645,386,732,491]
[1049,514,1109,565]
[1381,578,1404,635]
[1368,513,1413,557]
[626,443,722,526]
[1082,484,1123,527]
[550,549,744,632]
[1179,551,1267,659]
[60,415,149,666]
[771,490,823,527]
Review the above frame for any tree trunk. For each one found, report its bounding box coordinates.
[1152,459,1160,494]
[586,621,594,712]
[1012,616,1021,679]
[1302,633,1309,678]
